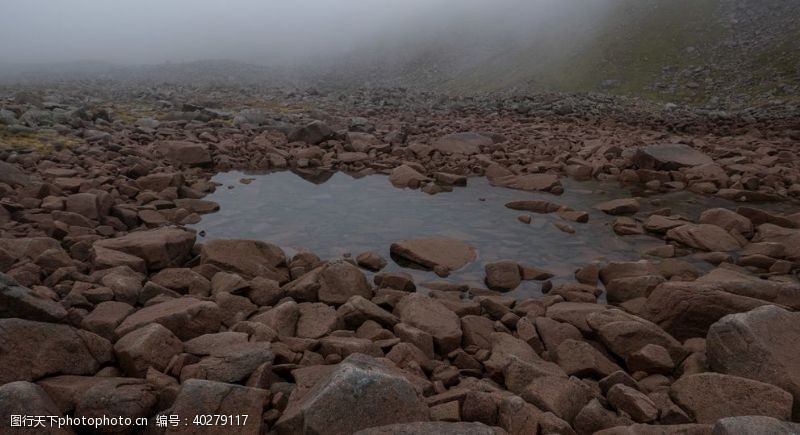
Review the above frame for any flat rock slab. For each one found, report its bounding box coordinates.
[114,297,222,340]
[94,228,196,270]
[390,238,476,271]
[633,143,713,170]
[0,319,113,383]
[707,305,800,420]
[490,173,563,194]
[432,132,493,155]
[275,354,429,434]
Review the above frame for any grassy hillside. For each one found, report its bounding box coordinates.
[437,0,799,106]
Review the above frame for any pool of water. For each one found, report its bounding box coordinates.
[190,170,787,299]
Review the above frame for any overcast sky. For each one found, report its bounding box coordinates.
[0,0,606,65]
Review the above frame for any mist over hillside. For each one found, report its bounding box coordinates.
[0,0,797,107]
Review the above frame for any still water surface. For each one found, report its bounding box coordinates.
[191,170,766,298]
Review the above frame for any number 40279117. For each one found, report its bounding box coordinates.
[192,415,249,426]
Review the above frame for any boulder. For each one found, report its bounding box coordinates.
[484,261,522,291]
[0,319,113,383]
[390,238,476,272]
[287,120,333,145]
[643,282,771,340]
[712,416,800,435]
[706,305,800,419]
[181,341,273,383]
[595,198,640,215]
[275,354,429,434]
[389,165,431,188]
[155,140,212,167]
[520,376,592,424]
[94,228,196,270]
[633,143,713,170]
[490,173,563,194]
[200,239,288,282]
[669,373,792,423]
[666,224,743,252]
[114,297,223,340]
[0,381,70,435]
[354,422,499,435]
[554,339,622,378]
[0,273,67,322]
[432,132,493,155]
[607,384,658,423]
[698,208,753,237]
[0,161,29,186]
[168,379,268,435]
[114,323,183,377]
[395,293,462,354]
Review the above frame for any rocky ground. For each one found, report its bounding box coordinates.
[1,83,800,434]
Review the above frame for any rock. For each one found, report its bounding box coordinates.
[288,120,333,145]
[626,344,674,374]
[316,260,372,305]
[574,398,635,435]
[396,293,462,354]
[754,224,800,262]
[374,272,416,292]
[595,423,712,434]
[595,198,640,215]
[115,297,223,340]
[181,341,273,383]
[151,268,211,296]
[72,377,157,433]
[318,335,382,358]
[669,373,793,423]
[484,261,522,291]
[607,384,658,423]
[432,132,493,155]
[275,354,429,434]
[588,309,687,364]
[706,305,800,419]
[484,332,542,377]
[338,295,399,329]
[520,376,591,424]
[155,140,212,167]
[389,164,431,188]
[296,302,339,338]
[0,318,113,383]
[698,208,753,237]
[712,416,800,435]
[665,224,743,252]
[490,173,563,194]
[554,338,622,378]
[354,422,499,435]
[285,260,372,304]
[94,228,196,270]
[356,251,387,271]
[81,301,135,340]
[643,281,771,340]
[114,323,183,377]
[200,239,288,282]
[505,200,563,213]
[633,144,713,170]
[168,379,268,435]
[65,193,101,220]
[0,273,67,322]
[390,238,476,272]
[0,161,29,186]
[0,381,70,435]
[92,245,147,274]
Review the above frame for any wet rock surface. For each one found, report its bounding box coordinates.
[1,83,799,434]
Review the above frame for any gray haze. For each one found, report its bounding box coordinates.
[0,0,610,66]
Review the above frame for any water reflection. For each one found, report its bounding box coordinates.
[190,170,781,299]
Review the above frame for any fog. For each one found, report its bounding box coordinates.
[0,0,610,67]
